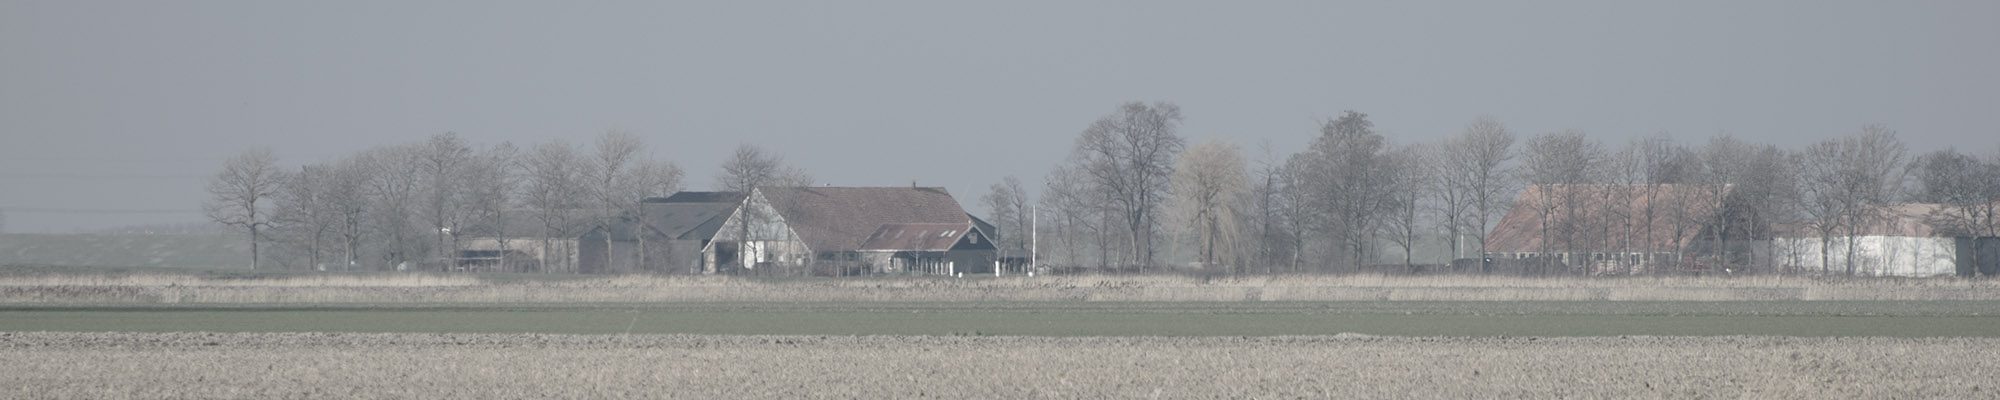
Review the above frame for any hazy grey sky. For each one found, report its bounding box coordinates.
[3,0,1996,233]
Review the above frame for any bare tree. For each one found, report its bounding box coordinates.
[1795,125,1909,275]
[1837,125,1909,275]
[1426,142,1473,263]
[713,144,810,275]
[1245,141,1295,273]
[632,159,685,200]
[1071,102,1185,270]
[357,145,428,271]
[715,144,811,193]
[1442,116,1516,272]
[462,142,520,271]
[1914,149,1999,276]
[1275,156,1316,272]
[1729,144,1797,272]
[273,163,341,270]
[1520,130,1606,275]
[1795,142,1849,274]
[1622,134,1698,273]
[1291,110,1388,271]
[590,130,645,222]
[417,132,474,268]
[1167,140,1248,271]
[327,155,372,271]
[587,130,647,273]
[630,157,685,273]
[1040,165,1092,269]
[1696,135,1753,269]
[204,148,288,270]
[1380,144,1431,273]
[981,176,1032,259]
[521,141,586,273]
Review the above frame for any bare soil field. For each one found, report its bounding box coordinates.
[6,272,2000,304]
[6,301,1999,337]
[2,332,1995,399]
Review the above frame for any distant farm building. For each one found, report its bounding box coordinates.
[1773,203,2000,277]
[1484,184,1744,275]
[702,186,997,276]
[456,210,596,273]
[578,192,743,274]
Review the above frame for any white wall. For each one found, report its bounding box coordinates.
[1773,236,1957,277]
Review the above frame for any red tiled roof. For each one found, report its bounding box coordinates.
[1484,184,1728,253]
[1774,203,1950,238]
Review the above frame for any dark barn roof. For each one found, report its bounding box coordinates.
[645,191,746,204]
[643,201,740,241]
[611,191,746,242]
[969,214,999,242]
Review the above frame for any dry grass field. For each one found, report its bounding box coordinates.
[3,332,1996,399]
[6,272,1997,398]
[5,272,2000,304]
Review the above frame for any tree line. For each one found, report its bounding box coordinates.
[204,131,814,271]
[989,102,2000,276]
[207,102,1999,275]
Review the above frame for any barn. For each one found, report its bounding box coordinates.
[1773,203,1986,277]
[701,186,996,275]
[1483,184,1738,274]
[578,192,743,274]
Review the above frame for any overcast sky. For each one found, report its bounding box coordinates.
[3,0,1996,233]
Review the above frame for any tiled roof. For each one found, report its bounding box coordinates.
[758,186,973,252]
[1484,184,1728,253]
[1775,203,1950,238]
[858,223,969,252]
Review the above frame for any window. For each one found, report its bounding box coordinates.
[941,230,955,237]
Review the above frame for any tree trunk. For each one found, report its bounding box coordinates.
[248,225,260,270]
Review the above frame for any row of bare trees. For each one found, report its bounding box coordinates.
[205,132,684,271]
[1005,102,2000,275]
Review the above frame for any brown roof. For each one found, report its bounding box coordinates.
[1775,203,1949,238]
[758,187,974,252]
[858,223,969,252]
[1485,184,1728,253]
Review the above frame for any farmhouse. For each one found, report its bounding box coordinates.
[578,192,743,274]
[1484,184,1742,274]
[1773,203,1999,277]
[702,186,997,275]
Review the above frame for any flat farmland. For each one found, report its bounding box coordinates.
[4,332,1997,399]
[7,273,2000,398]
[4,301,2000,337]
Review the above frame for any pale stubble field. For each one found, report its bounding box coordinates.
[4,332,1997,399]
[7,273,2000,399]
